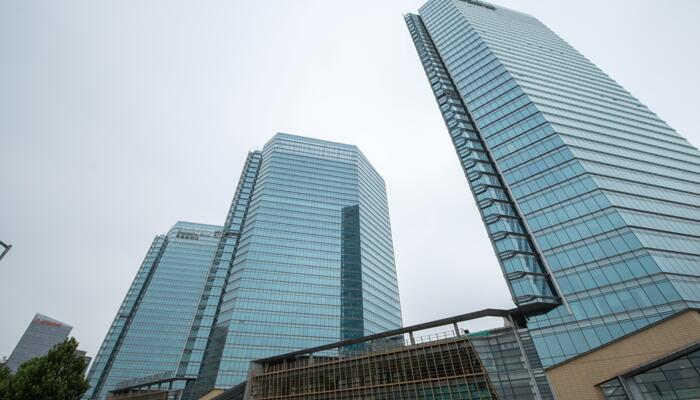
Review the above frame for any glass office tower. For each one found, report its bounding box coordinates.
[6,313,72,372]
[84,222,221,399]
[176,151,263,382]
[86,134,402,399]
[406,0,700,367]
[192,133,402,395]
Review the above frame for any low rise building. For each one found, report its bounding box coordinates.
[241,308,550,400]
[547,308,700,400]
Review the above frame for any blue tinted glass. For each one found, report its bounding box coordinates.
[409,0,700,368]
[85,222,221,398]
[194,134,402,390]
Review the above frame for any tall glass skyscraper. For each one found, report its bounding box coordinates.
[6,313,73,372]
[86,134,402,399]
[406,0,700,367]
[192,133,402,395]
[84,222,221,399]
[159,150,264,388]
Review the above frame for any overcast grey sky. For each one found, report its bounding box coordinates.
[1,0,699,359]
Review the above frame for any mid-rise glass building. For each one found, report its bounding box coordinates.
[86,134,402,399]
[6,313,73,372]
[84,222,221,399]
[175,150,263,384]
[192,133,402,395]
[406,0,700,368]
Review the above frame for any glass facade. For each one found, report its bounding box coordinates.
[177,151,262,383]
[84,222,221,399]
[193,133,402,393]
[406,0,700,367]
[405,12,557,310]
[6,313,72,372]
[469,326,552,400]
[86,134,401,399]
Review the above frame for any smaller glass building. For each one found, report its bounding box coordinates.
[84,222,221,400]
[6,313,72,372]
[87,134,403,400]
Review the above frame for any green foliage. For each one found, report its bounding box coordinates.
[0,338,89,400]
[0,364,11,399]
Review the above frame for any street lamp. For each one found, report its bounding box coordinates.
[0,240,11,262]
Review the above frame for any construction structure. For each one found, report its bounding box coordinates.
[242,308,551,400]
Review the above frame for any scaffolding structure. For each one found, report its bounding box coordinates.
[243,309,521,400]
[249,335,498,399]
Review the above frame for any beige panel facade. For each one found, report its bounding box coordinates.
[197,389,225,400]
[546,310,700,400]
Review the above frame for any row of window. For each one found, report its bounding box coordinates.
[490,120,553,159]
[594,175,700,208]
[477,93,532,130]
[536,101,680,147]
[504,147,572,186]
[622,210,700,239]
[526,191,609,232]
[548,113,694,157]
[556,253,658,295]
[534,315,653,363]
[511,159,584,200]
[519,175,594,216]
[535,209,624,251]
[544,229,641,271]
[573,146,700,185]
[523,81,662,131]
[565,134,700,175]
[567,281,681,321]
[557,121,700,163]
[472,84,525,124]
[636,230,700,257]
[498,133,562,172]
[532,90,676,143]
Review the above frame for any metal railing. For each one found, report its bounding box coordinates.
[115,371,176,390]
